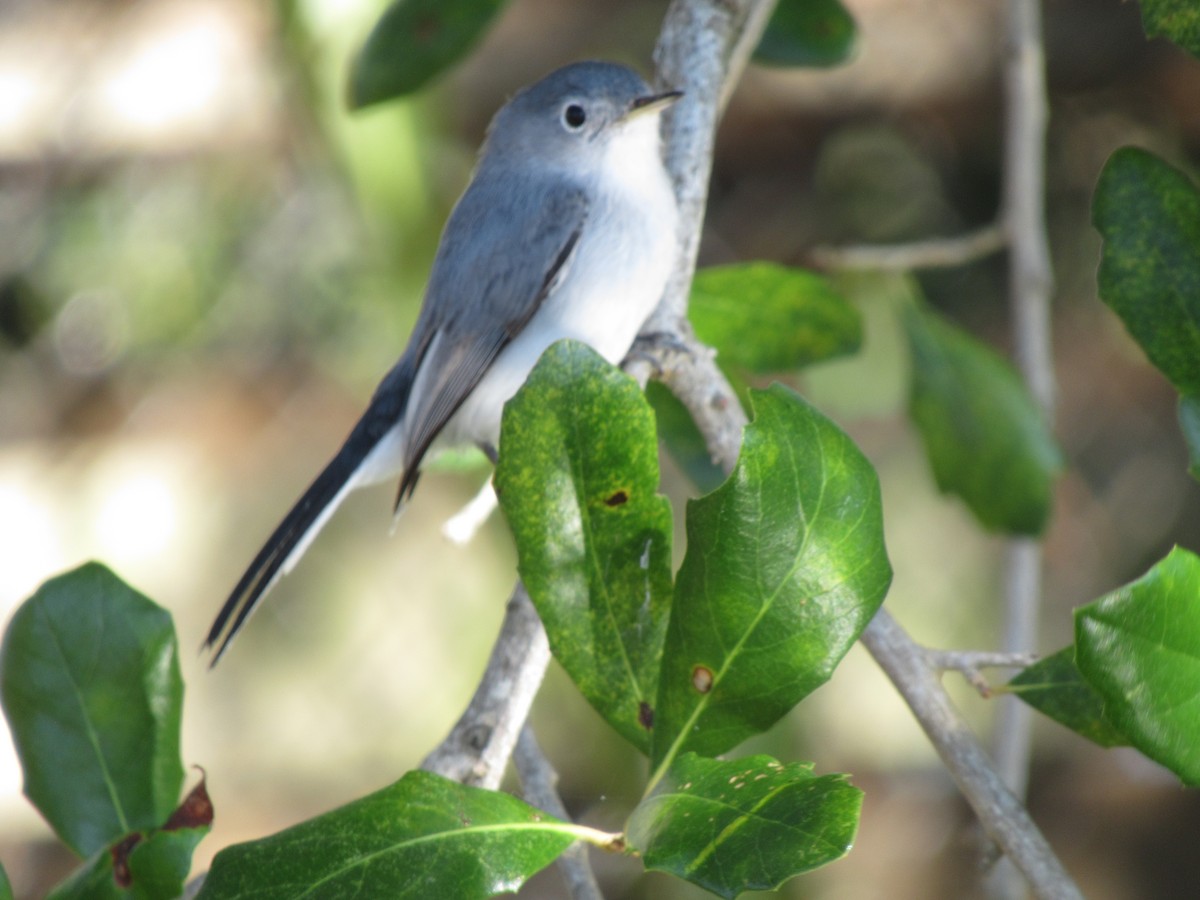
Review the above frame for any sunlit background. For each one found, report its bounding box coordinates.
[1,0,1199,897]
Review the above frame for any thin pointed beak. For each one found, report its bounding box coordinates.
[626,89,683,119]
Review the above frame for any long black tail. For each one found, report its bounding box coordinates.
[204,433,371,664]
[205,359,416,665]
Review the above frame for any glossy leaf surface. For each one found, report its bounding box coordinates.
[0,564,184,857]
[198,771,575,899]
[1009,647,1127,747]
[627,753,861,899]
[496,341,673,753]
[1075,547,1200,785]
[652,385,891,767]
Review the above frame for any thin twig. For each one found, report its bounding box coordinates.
[629,0,778,466]
[515,727,604,900]
[420,584,549,788]
[928,650,1040,671]
[862,611,1082,900]
[808,222,1007,272]
[927,649,1040,698]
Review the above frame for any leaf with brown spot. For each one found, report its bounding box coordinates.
[496,342,673,754]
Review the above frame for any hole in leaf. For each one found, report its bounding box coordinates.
[605,490,629,507]
[691,665,714,694]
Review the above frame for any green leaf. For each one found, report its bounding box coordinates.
[646,382,726,494]
[1094,147,1200,395]
[496,341,673,753]
[0,564,185,857]
[1179,394,1200,481]
[689,263,862,374]
[124,777,213,900]
[1075,547,1200,785]
[0,864,12,900]
[46,851,120,900]
[197,771,578,899]
[48,777,212,900]
[754,0,857,68]
[627,753,861,898]
[1008,647,1128,747]
[48,829,210,900]
[902,299,1062,535]
[1139,0,1200,57]
[349,0,507,109]
[125,826,210,900]
[652,385,891,769]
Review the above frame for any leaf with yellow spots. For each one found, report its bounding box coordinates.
[626,753,861,899]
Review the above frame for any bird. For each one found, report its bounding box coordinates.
[205,61,682,663]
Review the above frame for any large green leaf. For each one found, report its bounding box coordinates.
[349,0,507,109]
[754,0,857,68]
[627,753,861,898]
[1008,647,1128,748]
[1075,547,1200,785]
[0,864,12,900]
[652,385,891,770]
[689,263,862,374]
[1139,0,1200,57]
[197,771,580,899]
[0,564,184,857]
[1094,147,1200,395]
[902,300,1062,535]
[496,341,673,754]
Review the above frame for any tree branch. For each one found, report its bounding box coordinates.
[515,727,604,900]
[991,3,1056,893]
[639,4,1079,896]
[420,584,549,788]
[808,222,1007,272]
[861,612,1082,900]
[927,649,1039,698]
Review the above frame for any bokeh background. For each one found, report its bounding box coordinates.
[2,0,1199,897]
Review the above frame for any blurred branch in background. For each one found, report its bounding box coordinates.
[991,1,1057,894]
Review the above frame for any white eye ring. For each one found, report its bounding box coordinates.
[562,103,587,130]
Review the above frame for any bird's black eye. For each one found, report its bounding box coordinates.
[563,103,586,129]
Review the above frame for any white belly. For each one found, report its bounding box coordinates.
[442,167,678,451]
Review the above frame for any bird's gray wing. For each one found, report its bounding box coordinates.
[393,173,589,504]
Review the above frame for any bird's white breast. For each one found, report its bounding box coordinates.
[443,115,678,450]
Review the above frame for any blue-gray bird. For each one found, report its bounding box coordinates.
[206,61,681,662]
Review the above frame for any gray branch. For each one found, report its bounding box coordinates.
[420,583,549,789]
[991,2,1057,894]
[861,612,1082,900]
[515,727,605,900]
[809,222,1007,272]
[641,3,1079,897]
